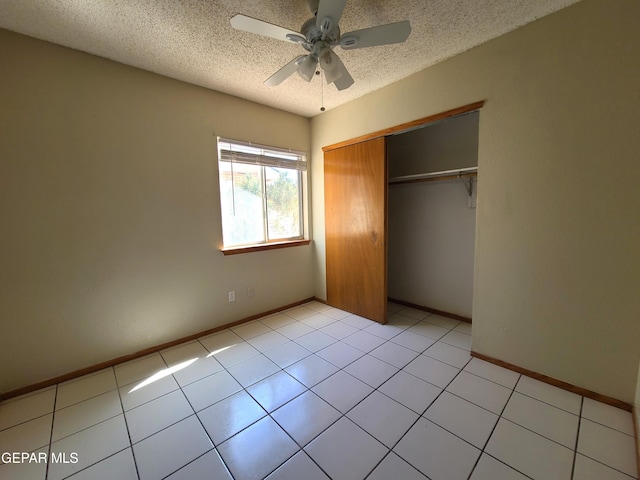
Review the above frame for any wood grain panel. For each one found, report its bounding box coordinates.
[220,239,310,255]
[324,137,387,323]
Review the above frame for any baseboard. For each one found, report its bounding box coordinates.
[387,297,472,324]
[470,351,633,412]
[2,297,316,401]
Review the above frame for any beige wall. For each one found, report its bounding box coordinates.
[0,29,312,394]
[388,180,476,317]
[387,112,479,178]
[311,0,640,403]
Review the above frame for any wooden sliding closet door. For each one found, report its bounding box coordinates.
[324,137,387,323]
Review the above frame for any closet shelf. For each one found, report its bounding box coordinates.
[389,167,477,185]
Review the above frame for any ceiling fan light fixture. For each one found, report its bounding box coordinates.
[320,50,342,84]
[297,55,317,82]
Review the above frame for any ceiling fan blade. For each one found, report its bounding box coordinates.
[265,56,306,86]
[329,52,354,91]
[297,55,318,82]
[230,14,300,43]
[316,0,347,29]
[340,20,411,50]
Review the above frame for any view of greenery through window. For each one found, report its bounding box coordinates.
[266,168,300,239]
[218,139,305,247]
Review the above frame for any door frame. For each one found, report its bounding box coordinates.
[322,101,485,321]
[322,101,484,153]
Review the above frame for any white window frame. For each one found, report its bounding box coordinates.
[217,137,308,251]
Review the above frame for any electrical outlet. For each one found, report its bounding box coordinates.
[228,291,235,302]
[247,286,255,297]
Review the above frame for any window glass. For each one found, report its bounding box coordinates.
[218,138,306,248]
[266,167,301,240]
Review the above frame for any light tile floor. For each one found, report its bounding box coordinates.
[1,301,638,480]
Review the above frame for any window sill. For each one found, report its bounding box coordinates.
[220,239,311,256]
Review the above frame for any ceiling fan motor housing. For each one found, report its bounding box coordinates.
[301,17,340,45]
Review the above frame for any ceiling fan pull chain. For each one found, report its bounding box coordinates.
[321,70,326,112]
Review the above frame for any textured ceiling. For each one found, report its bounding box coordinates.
[0,0,581,117]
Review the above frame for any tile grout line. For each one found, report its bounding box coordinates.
[0,387,59,438]
[48,367,135,479]
[1,305,459,480]
[210,353,283,479]
[498,413,582,453]
[570,412,639,479]
[570,396,584,480]
[267,327,392,474]
[43,413,126,449]
[245,316,370,478]
[359,343,474,479]
[16,303,619,480]
[114,364,142,480]
[205,307,444,478]
[46,335,394,476]
[41,382,133,444]
[472,371,601,462]
[573,455,639,479]
[162,449,228,480]
[217,311,343,479]
[264,392,335,479]
[55,312,640,476]
[125,349,234,479]
[465,373,535,480]
[18,304,637,479]
[576,413,637,439]
[166,342,237,480]
[43,384,57,480]
[45,372,113,413]
[463,356,501,480]
[12,306,482,479]
[512,389,582,417]
[195,321,345,479]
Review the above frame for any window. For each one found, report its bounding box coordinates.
[217,138,307,250]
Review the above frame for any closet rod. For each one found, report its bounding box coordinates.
[389,167,477,185]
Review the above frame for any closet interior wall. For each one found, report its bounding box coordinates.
[387,112,479,319]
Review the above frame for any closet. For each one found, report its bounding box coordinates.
[324,102,482,323]
[387,112,479,320]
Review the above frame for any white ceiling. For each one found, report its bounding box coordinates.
[0,0,581,118]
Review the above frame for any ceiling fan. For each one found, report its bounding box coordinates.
[230,0,411,91]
